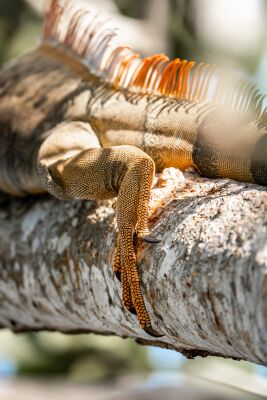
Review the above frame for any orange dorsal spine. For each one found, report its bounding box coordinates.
[44,0,266,120]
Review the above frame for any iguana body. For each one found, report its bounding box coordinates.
[1,0,267,335]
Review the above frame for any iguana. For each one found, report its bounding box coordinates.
[0,0,267,336]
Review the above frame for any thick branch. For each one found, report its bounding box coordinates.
[0,170,266,365]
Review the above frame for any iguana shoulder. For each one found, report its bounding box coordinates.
[0,46,96,195]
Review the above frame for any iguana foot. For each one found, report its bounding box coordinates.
[114,152,163,336]
[114,238,162,336]
[114,238,162,335]
[39,128,161,335]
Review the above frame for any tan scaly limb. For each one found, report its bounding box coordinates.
[37,121,161,336]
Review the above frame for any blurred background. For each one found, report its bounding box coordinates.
[0,0,267,399]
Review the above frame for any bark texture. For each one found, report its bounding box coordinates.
[0,169,266,365]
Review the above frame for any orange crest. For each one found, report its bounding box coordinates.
[44,0,266,120]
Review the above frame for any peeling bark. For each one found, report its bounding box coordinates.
[0,169,266,365]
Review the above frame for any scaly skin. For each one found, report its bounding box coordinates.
[0,42,267,335]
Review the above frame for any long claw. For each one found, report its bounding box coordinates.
[141,235,161,244]
[144,325,164,338]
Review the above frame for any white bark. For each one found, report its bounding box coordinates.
[0,169,266,365]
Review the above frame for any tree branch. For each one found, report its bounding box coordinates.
[0,169,266,365]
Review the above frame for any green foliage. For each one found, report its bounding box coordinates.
[0,0,41,63]
[0,331,150,380]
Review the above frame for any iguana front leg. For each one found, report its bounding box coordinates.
[37,121,161,336]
